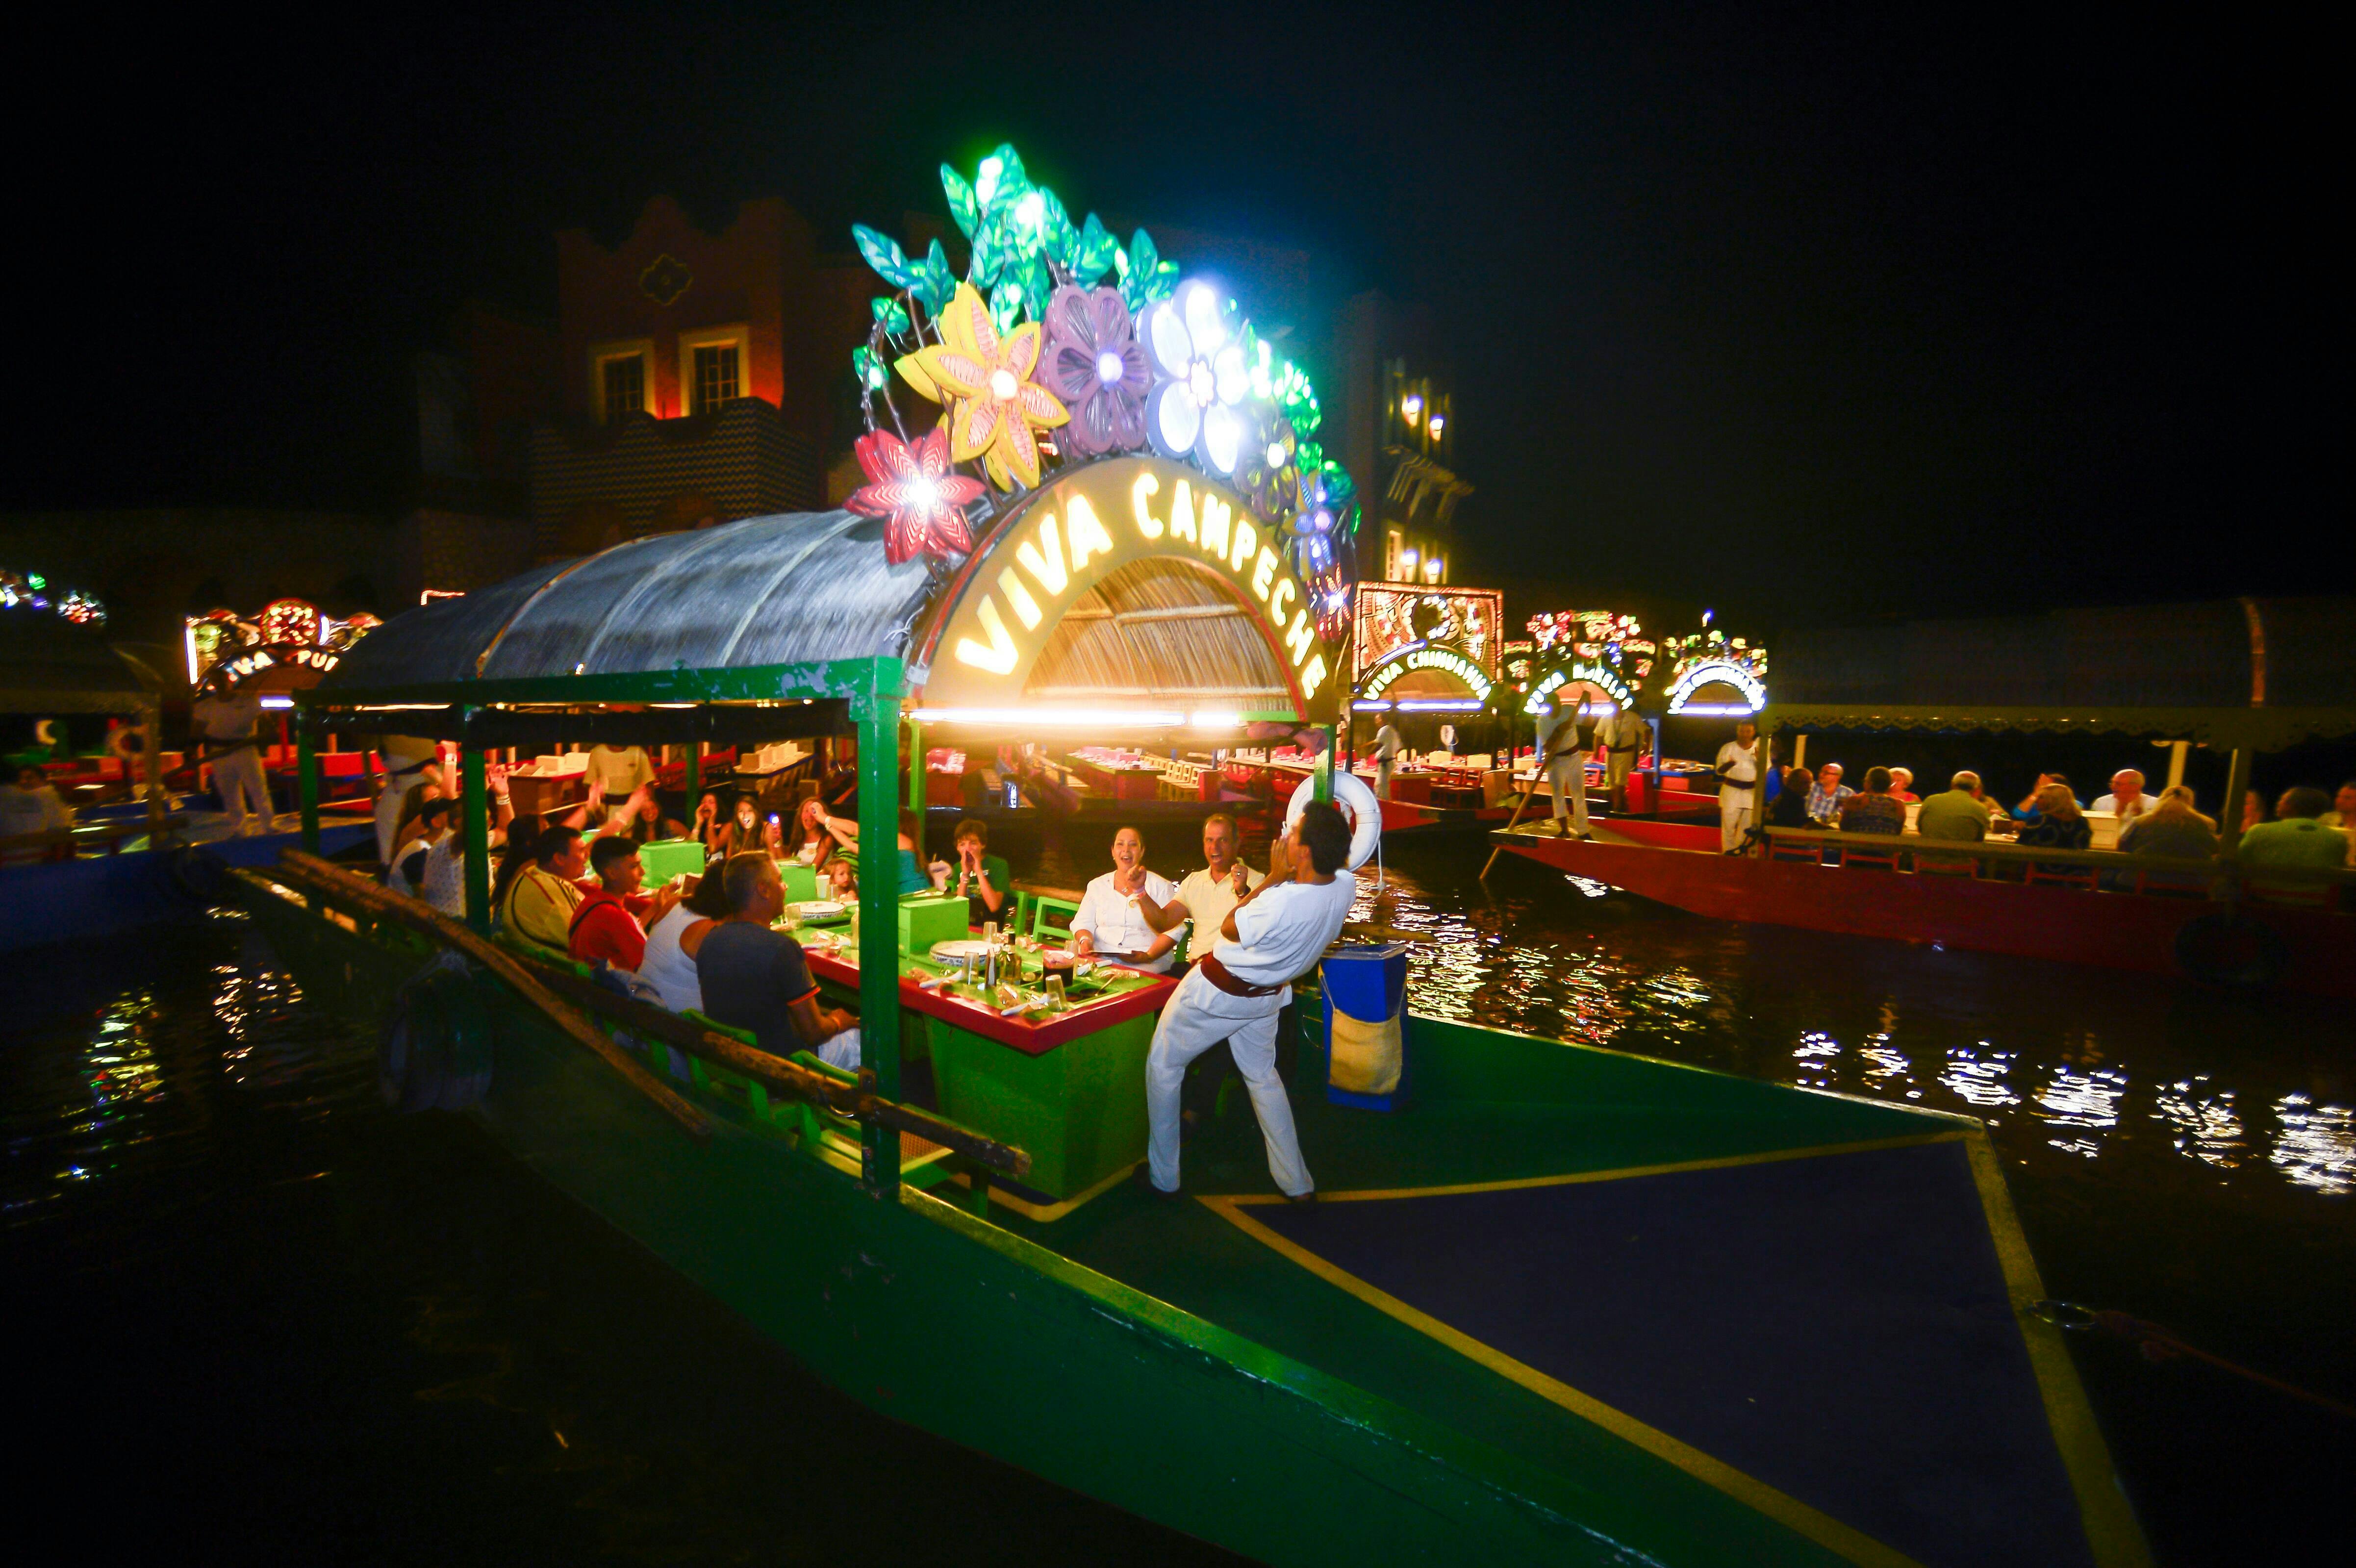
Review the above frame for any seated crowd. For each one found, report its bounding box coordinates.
[1759,755,2355,883]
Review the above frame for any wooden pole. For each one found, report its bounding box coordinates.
[856,660,906,1195]
[141,699,168,848]
[2218,746,2252,862]
[461,730,491,932]
[296,704,321,854]
[1479,777,1541,879]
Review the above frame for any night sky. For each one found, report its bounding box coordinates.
[14,4,2337,632]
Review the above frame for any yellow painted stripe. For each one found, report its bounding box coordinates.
[1224,1129,1967,1207]
[950,1159,1141,1223]
[1963,1132,2154,1568]
[1202,1194,1925,1568]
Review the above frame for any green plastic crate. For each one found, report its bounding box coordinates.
[637,838,707,883]
[897,892,970,957]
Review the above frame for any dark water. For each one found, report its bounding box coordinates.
[7,841,2351,1565]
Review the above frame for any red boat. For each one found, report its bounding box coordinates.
[1497,597,2356,997]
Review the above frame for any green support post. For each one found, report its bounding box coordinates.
[1315,723,1337,802]
[684,733,701,804]
[296,705,321,854]
[855,659,907,1195]
[905,718,923,810]
[461,725,491,933]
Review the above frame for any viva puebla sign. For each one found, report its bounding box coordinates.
[918,455,1338,718]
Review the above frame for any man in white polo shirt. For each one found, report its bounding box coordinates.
[1069,825,1178,973]
[1140,801,1359,1202]
[1134,812,1264,967]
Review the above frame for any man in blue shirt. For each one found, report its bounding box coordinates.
[696,854,861,1069]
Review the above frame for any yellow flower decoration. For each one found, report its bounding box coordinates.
[897,283,1069,489]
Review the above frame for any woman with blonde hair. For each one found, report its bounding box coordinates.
[2119,783,2219,885]
[2017,782,2092,852]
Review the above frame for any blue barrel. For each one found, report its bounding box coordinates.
[1321,943,1410,1111]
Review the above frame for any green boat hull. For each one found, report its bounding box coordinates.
[239,876,2145,1568]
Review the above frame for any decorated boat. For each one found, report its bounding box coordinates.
[1494,598,2356,995]
[236,150,2146,1566]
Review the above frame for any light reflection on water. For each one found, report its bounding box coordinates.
[1331,842,2355,1200]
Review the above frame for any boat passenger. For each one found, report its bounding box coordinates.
[2318,781,2356,834]
[2011,773,2081,823]
[417,763,514,918]
[726,794,763,859]
[371,740,443,869]
[1597,706,1644,810]
[2090,770,2159,828]
[495,825,588,952]
[2240,789,2267,833]
[2118,786,2217,854]
[2237,787,2349,880]
[785,797,843,862]
[820,851,857,899]
[804,804,931,893]
[598,783,683,845]
[1837,768,1908,835]
[696,853,861,1069]
[1141,802,1358,1201]
[2016,784,2092,853]
[949,818,1013,927]
[582,743,656,824]
[1886,766,1920,805]
[1765,767,1815,831]
[638,872,735,1014]
[1136,812,1264,969]
[570,836,682,971]
[1804,761,1853,828]
[384,783,446,879]
[1071,826,1179,973]
[390,796,455,895]
[1916,773,1994,842]
[689,790,732,861]
[0,763,75,864]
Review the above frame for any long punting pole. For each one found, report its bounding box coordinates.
[296,704,322,855]
[460,724,492,933]
[2218,746,2252,862]
[855,658,906,1195]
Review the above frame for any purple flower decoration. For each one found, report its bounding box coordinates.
[1039,284,1149,456]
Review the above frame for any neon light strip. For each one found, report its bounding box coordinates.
[1351,701,1392,711]
[1672,702,1762,716]
[258,695,295,709]
[1394,699,1486,711]
[906,707,1246,729]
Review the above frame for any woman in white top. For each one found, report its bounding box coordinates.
[638,873,735,1013]
[1069,826,1179,973]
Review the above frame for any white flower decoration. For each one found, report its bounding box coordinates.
[1142,279,1251,475]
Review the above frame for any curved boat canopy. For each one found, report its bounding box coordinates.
[1761,596,2356,751]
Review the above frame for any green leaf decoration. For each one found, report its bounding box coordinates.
[1119,229,1156,309]
[851,346,889,391]
[988,279,1025,337]
[968,224,1004,288]
[869,296,911,334]
[1075,213,1117,286]
[940,163,979,240]
[987,143,1029,211]
[1039,188,1077,270]
[915,241,956,314]
[852,224,917,290]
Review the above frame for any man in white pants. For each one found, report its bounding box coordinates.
[1539,696,1591,837]
[1142,800,1359,1201]
[1368,719,1404,799]
[1715,720,1761,852]
[191,685,272,835]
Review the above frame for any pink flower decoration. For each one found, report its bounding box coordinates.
[846,425,985,565]
[1039,284,1150,456]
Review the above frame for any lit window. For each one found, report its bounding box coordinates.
[601,354,645,423]
[1424,556,1445,585]
[1386,529,1403,581]
[691,343,739,413]
[1397,548,1419,582]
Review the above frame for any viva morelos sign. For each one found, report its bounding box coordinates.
[920,455,1338,717]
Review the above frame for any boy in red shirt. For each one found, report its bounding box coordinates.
[569,836,679,970]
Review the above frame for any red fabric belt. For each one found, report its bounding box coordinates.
[1197,951,1284,999]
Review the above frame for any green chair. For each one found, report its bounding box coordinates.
[1030,895,1081,943]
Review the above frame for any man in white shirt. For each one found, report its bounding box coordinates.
[1134,812,1265,966]
[1714,721,1760,852]
[192,685,272,836]
[1595,704,1643,811]
[0,763,75,863]
[1069,826,1179,973]
[1538,696,1591,837]
[1141,800,1358,1200]
[2090,769,2158,827]
[583,744,657,822]
[373,737,443,868]
[1368,720,1405,799]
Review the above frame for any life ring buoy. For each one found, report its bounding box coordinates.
[2173,910,2289,989]
[1284,767,1383,870]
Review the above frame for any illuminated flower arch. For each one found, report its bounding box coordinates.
[848,144,1359,595]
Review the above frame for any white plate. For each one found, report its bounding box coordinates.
[792,900,846,920]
